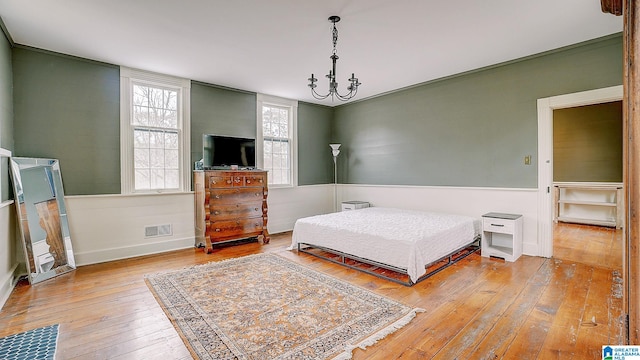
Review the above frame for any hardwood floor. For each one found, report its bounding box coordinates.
[0,227,625,359]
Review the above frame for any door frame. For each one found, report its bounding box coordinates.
[536,85,623,257]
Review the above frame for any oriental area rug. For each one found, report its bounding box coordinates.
[145,253,424,360]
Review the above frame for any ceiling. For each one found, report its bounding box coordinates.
[0,0,623,106]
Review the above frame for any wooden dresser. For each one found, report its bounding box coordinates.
[194,170,269,253]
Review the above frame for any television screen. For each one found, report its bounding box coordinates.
[203,134,256,169]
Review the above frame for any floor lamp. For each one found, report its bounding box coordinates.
[330,144,341,212]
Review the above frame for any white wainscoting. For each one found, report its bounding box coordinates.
[338,184,541,256]
[65,185,335,266]
[0,200,19,310]
[267,184,334,233]
[66,193,196,266]
[62,183,540,267]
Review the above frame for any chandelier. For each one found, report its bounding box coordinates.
[308,16,361,101]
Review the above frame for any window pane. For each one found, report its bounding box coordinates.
[150,148,165,168]
[133,105,149,126]
[165,149,179,168]
[150,169,164,189]
[165,132,178,149]
[135,169,150,190]
[165,90,177,110]
[134,148,150,168]
[134,129,150,147]
[133,85,149,106]
[150,131,164,148]
[165,170,179,189]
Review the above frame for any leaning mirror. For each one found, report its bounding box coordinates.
[10,157,75,284]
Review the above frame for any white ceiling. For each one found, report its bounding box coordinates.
[0,0,623,106]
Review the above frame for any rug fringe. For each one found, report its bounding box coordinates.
[334,307,426,360]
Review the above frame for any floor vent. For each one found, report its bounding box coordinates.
[145,224,172,238]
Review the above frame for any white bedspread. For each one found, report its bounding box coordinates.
[288,207,480,282]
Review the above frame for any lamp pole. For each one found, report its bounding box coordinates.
[330,144,341,212]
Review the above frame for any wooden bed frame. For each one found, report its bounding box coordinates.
[297,236,481,286]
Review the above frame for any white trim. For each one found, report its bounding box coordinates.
[0,263,20,310]
[537,85,623,257]
[256,93,298,187]
[0,200,14,210]
[120,67,191,194]
[0,148,10,157]
[74,236,194,266]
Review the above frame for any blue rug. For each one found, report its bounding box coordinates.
[0,324,59,360]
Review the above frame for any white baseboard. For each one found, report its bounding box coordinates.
[74,236,195,266]
[0,263,21,310]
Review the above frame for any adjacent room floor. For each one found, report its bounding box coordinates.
[0,222,625,359]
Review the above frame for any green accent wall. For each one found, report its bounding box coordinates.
[0,30,12,202]
[298,102,334,185]
[12,47,120,195]
[190,82,257,166]
[553,101,622,182]
[333,34,623,188]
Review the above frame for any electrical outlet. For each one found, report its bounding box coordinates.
[524,155,531,165]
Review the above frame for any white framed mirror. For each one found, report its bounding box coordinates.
[9,157,75,284]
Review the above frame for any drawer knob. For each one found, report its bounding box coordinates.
[215,195,220,199]
[491,224,505,227]
[226,180,232,184]
[214,211,219,215]
[247,180,251,184]
[215,228,221,232]
[255,207,259,211]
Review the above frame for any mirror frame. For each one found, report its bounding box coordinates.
[9,157,76,284]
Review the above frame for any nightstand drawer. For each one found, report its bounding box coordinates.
[483,217,514,234]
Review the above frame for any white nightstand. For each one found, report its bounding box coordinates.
[481,212,523,262]
[341,201,370,211]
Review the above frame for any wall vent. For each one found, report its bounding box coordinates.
[145,224,172,238]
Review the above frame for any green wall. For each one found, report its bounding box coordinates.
[298,102,334,185]
[0,30,11,202]
[190,82,257,166]
[333,34,623,188]
[11,50,334,195]
[553,101,623,182]
[12,47,120,195]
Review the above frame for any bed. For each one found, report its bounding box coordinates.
[288,207,481,286]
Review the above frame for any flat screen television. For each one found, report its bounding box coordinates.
[202,134,256,169]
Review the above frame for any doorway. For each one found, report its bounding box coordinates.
[552,101,623,268]
[537,85,623,258]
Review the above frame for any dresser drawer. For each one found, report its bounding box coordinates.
[243,174,266,187]
[208,202,263,221]
[208,175,236,188]
[207,218,264,241]
[208,188,265,204]
[482,217,514,234]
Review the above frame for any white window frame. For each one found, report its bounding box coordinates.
[120,67,191,194]
[256,94,298,188]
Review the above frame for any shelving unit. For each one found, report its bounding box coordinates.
[553,182,623,228]
[481,212,523,262]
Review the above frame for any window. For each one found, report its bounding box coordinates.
[257,94,297,187]
[120,68,190,193]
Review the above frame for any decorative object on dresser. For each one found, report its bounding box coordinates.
[194,170,269,253]
[481,212,523,262]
